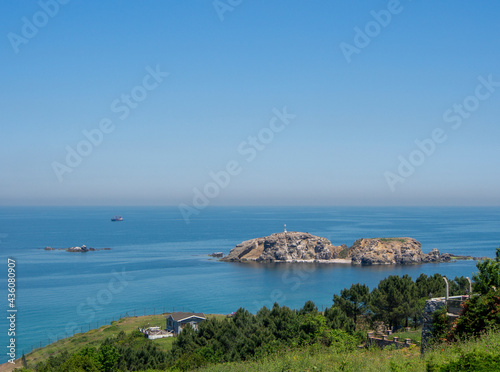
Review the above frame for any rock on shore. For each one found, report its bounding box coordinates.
[222,233,456,265]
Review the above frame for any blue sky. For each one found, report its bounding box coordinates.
[1,0,500,207]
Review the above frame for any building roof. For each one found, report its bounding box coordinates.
[166,312,206,322]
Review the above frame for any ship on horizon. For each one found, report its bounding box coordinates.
[111,216,123,221]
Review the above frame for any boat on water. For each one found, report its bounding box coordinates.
[111,216,123,221]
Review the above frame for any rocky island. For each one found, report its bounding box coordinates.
[221,229,483,265]
[221,231,349,263]
[347,238,448,265]
[43,245,111,252]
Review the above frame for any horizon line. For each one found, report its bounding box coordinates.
[1,205,500,208]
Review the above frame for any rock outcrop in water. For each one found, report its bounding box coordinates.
[221,232,348,263]
[348,238,450,265]
[221,233,468,265]
[43,245,111,252]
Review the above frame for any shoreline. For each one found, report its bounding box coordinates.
[283,258,352,264]
[221,254,485,265]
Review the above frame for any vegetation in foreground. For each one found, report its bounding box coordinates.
[12,248,500,372]
[196,330,500,372]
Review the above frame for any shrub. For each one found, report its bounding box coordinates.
[473,247,500,295]
[448,290,500,341]
[431,307,450,342]
[428,350,500,372]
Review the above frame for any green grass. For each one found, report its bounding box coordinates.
[18,314,166,367]
[338,246,351,259]
[449,255,473,261]
[196,330,500,372]
[13,313,223,371]
[378,238,407,243]
[391,327,422,346]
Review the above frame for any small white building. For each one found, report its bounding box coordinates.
[139,326,173,339]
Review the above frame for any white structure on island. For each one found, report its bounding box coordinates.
[284,224,287,233]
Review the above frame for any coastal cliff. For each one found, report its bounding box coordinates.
[222,233,455,265]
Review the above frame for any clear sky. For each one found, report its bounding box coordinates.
[1,1,500,207]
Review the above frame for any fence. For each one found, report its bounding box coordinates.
[366,330,415,349]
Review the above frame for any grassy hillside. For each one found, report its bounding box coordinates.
[1,313,225,372]
[196,330,500,372]
[2,315,499,371]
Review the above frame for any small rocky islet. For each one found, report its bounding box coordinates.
[43,245,111,252]
[221,230,485,265]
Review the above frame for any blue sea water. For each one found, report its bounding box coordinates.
[0,206,499,362]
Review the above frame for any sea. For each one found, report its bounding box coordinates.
[0,206,499,362]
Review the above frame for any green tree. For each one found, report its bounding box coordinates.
[448,288,500,340]
[298,300,318,315]
[59,354,101,372]
[98,344,120,372]
[323,306,355,333]
[299,313,327,344]
[370,275,418,330]
[416,273,445,299]
[171,323,198,359]
[473,247,500,294]
[332,283,369,325]
[450,276,471,296]
[415,274,470,298]
[268,303,301,343]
